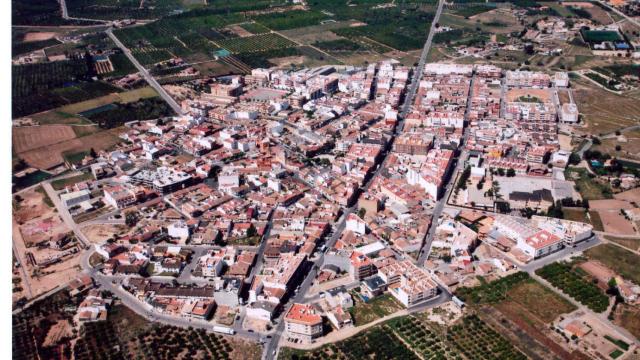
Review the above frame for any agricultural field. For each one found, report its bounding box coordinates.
[66,0,183,20]
[239,22,271,35]
[12,63,123,118]
[17,127,123,169]
[584,244,640,285]
[279,325,420,360]
[12,289,78,360]
[14,299,260,360]
[217,33,297,54]
[387,316,452,359]
[12,0,98,26]
[13,125,78,154]
[535,261,610,313]
[281,313,526,360]
[108,53,139,77]
[13,60,89,99]
[447,315,526,360]
[12,38,61,57]
[592,129,640,162]
[253,10,330,31]
[131,49,174,66]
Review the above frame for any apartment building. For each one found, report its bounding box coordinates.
[284,303,323,343]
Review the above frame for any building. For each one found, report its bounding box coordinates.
[377,260,438,307]
[349,251,377,280]
[131,167,192,195]
[60,190,91,207]
[531,216,593,246]
[284,303,323,343]
[505,70,550,88]
[346,213,366,235]
[560,103,579,123]
[103,185,142,209]
[517,229,564,259]
[554,72,569,87]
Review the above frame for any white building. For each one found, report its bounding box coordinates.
[60,190,91,207]
[531,216,593,246]
[560,103,579,123]
[516,230,564,258]
[346,213,366,235]
[168,221,191,240]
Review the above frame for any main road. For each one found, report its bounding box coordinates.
[106,28,184,115]
[263,1,447,358]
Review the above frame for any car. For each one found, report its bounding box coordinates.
[248,329,254,333]
[266,335,272,338]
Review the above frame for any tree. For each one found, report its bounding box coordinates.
[89,147,97,158]
[569,152,581,165]
[358,208,367,219]
[125,211,138,227]
[615,145,622,151]
[497,168,505,176]
[506,168,516,177]
[246,224,257,238]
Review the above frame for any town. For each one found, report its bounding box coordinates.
[10,0,640,359]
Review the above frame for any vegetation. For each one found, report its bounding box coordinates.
[388,316,450,359]
[12,62,123,118]
[12,0,98,25]
[13,39,61,57]
[584,244,640,285]
[456,272,530,304]
[535,262,609,313]
[254,10,330,30]
[66,0,183,21]
[217,33,297,54]
[51,172,95,191]
[456,166,471,190]
[239,22,271,35]
[333,8,434,51]
[236,47,304,68]
[85,97,175,129]
[565,167,613,200]
[314,39,366,52]
[447,315,526,360]
[348,293,403,325]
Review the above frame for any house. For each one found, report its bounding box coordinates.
[326,306,353,329]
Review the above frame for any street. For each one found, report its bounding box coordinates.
[106,29,184,115]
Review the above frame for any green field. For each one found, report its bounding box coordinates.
[581,29,622,43]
